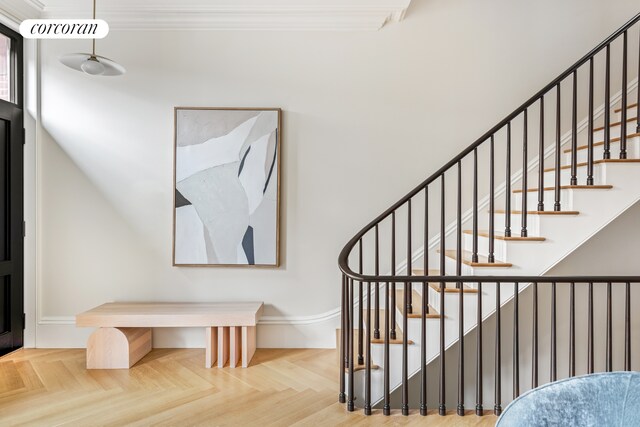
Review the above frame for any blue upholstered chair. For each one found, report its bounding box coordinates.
[497,372,640,426]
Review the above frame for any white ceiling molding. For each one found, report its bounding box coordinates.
[0,0,44,24]
[3,0,412,31]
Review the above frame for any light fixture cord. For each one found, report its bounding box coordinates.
[92,0,96,55]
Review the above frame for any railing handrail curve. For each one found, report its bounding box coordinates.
[338,11,640,280]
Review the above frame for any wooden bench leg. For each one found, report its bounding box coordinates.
[229,327,242,368]
[205,327,218,368]
[217,327,229,368]
[242,326,256,368]
[86,327,152,369]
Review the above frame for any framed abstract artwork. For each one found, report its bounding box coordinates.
[173,107,281,267]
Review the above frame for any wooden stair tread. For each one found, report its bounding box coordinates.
[410,269,479,292]
[395,289,441,319]
[593,116,637,132]
[463,230,545,241]
[564,132,640,153]
[438,249,512,267]
[335,329,380,372]
[495,209,579,215]
[362,309,414,345]
[543,158,640,172]
[513,185,612,193]
[614,102,637,113]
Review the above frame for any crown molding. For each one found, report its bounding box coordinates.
[0,0,44,24]
[3,0,412,31]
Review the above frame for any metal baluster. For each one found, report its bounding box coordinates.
[339,274,346,403]
[513,282,520,399]
[374,225,380,340]
[494,282,502,416]
[457,161,464,416]
[358,240,364,366]
[473,148,479,263]
[476,281,483,416]
[606,282,612,372]
[569,282,576,377]
[604,45,611,160]
[384,281,391,415]
[625,282,631,371]
[402,277,409,415]
[424,187,430,314]
[588,282,594,374]
[439,175,446,416]
[532,282,539,388]
[522,109,529,236]
[489,136,495,263]
[551,282,557,382]
[391,212,397,340]
[365,281,372,415]
[505,123,512,237]
[538,99,545,211]
[421,188,429,416]
[571,71,578,185]
[587,58,595,185]
[407,200,413,314]
[637,27,640,133]
[348,279,355,411]
[620,31,628,159]
[554,83,561,211]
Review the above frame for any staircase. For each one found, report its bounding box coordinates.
[338,12,640,418]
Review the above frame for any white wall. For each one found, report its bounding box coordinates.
[27,0,640,348]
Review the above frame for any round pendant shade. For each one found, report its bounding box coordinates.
[60,53,126,76]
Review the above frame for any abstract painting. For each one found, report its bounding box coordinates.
[173,108,281,267]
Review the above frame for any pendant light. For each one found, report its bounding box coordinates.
[59,0,125,76]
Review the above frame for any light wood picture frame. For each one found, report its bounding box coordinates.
[173,107,281,267]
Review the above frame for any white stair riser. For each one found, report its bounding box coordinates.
[513,186,615,211]
[615,106,638,122]
[541,164,607,187]
[462,232,507,260]
[565,135,640,164]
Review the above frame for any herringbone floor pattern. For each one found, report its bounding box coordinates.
[0,348,496,426]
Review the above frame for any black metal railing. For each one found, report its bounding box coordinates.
[337,11,640,417]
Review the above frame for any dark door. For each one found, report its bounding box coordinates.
[0,23,23,357]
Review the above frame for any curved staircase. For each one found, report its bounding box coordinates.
[338,12,640,419]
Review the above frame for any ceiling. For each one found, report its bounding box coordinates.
[0,0,412,31]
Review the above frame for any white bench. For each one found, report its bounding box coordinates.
[76,302,263,369]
